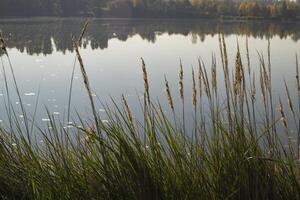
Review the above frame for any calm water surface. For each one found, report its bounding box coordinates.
[0,18,299,130]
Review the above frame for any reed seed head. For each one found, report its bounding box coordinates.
[141,58,150,104]
[234,46,243,97]
[122,94,134,126]
[284,80,294,115]
[192,68,197,108]
[198,60,203,97]
[179,59,184,100]
[279,98,287,129]
[164,75,174,111]
[260,66,266,104]
[222,34,228,74]
[211,54,217,93]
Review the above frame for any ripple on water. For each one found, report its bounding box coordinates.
[24,92,35,96]
[35,58,43,63]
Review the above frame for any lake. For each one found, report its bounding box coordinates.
[0,18,299,132]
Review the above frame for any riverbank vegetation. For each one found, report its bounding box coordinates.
[0,23,300,199]
[0,0,299,20]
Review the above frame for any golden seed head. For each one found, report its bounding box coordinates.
[164,76,174,111]
[234,48,243,97]
[122,94,134,126]
[141,58,150,103]
[179,59,184,100]
[279,99,287,128]
[198,62,203,97]
[192,69,197,107]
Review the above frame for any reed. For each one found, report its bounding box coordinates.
[164,75,177,130]
[141,58,150,105]
[0,29,300,200]
[122,94,134,128]
[179,59,185,134]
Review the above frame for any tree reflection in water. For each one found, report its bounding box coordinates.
[0,18,299,56]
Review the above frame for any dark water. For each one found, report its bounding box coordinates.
[0,18,299,131]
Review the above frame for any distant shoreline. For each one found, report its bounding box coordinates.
[0,16,299,23]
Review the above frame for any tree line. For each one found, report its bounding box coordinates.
[0,0,299,19]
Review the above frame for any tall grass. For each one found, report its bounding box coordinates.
[0,24,300,199]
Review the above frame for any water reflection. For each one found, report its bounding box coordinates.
[0,18,299,55]
[0,18,299,135]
